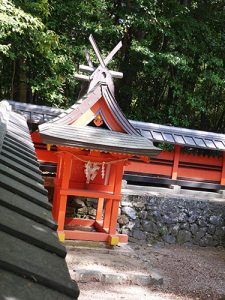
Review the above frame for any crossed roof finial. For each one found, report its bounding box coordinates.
[75,35,123,94]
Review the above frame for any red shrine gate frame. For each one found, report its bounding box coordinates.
[52,148,132,245]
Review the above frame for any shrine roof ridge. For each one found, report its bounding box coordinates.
[0,100,79,300]
[39,83,140,136]
[8,99,225,151]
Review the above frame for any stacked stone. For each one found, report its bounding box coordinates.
[65,194,225,247]
[117,194,225,247]
[66,197,97,219]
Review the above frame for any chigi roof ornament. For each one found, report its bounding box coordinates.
[75,34,123,95]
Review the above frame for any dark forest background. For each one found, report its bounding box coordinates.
[1,0,225,132]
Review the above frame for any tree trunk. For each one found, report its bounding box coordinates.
[17,59,27,102]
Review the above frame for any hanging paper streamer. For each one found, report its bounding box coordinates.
[57,151,128,184]
[84,161,100,183]
[101,162,105,179]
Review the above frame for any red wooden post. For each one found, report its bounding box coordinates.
[109,199,120,234]
[221,152,225,185]
[103,199,112,230]
[52,153,63,219]
[55,153,72,241]
[96,197,104,221]
[171,145,181,180]
[57,195,68,231]
[113,163,124,194]
[108,162,124,244]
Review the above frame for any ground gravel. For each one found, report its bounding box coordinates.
[132,243,225,300]
[66,242,225,300]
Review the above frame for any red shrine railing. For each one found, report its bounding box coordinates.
[124,145,225,190]
[33,129,225,191]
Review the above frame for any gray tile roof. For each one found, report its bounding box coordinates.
[8,100,64,124]
[7,87,225,151]
[39,123,160,157]
[43,83,140,136]
[130,121,225,151]
[0,101,79,300]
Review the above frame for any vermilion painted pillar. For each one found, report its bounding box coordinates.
[103,199,112,230]
[55,153,72,239]
[108,163,124,242]
[113,163,124,195]
[171,145,181,180]
[57,196,68,232]
[52,153,63,220]
[109,199,120,234]
[220,152,225,185]
[96,197,104,221]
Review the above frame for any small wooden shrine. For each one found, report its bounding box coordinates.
[38,35,160,245]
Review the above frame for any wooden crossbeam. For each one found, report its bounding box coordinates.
[87,36,122,67]
[89,34,105,67]
[79,65,123,79]
[84,48,94,68]
[76,35,123,83]
[74,74,90,81]
[104,41,122,66]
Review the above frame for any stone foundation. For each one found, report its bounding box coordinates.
[66,189,225,247]
[118,193,225,247]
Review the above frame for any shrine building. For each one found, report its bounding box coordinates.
[33,35,161,245]
[5,35,225,245]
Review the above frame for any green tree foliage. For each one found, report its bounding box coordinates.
[0,0,73,105]
[112,0,225,132]
[1,0,225,132]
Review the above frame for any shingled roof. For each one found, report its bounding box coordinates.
[0,101,79,300]
[40,122,161,157]
[9,100,225,151]
[43,83,140,136]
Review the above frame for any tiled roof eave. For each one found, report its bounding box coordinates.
[6,97,225,151]
[40,124,161,158]
[0,100,79,300]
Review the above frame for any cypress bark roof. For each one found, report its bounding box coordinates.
[0,101,79,300]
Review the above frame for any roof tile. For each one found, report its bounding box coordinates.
[0,101,79,299]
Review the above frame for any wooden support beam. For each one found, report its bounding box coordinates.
[96,197,104,221]
[64,230,128,244]
[221,152,225,185]
[94,221,108,233]
[65,218,95,227]
[103,198,112,230]
[52,153,63,219]
[113,163,124,194]
[171,145,181,180]
[74,74,90,81]
[89,34,105,67]
[79,65,123,79]
[109,199,120,235]
[104,41,122,66]
[55,153,72,231]
[84,48,94,68]
[60,188,121,200]
[65,230,109,242]
[57,195,67,231]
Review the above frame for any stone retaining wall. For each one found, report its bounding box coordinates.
[118,193,225,247]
